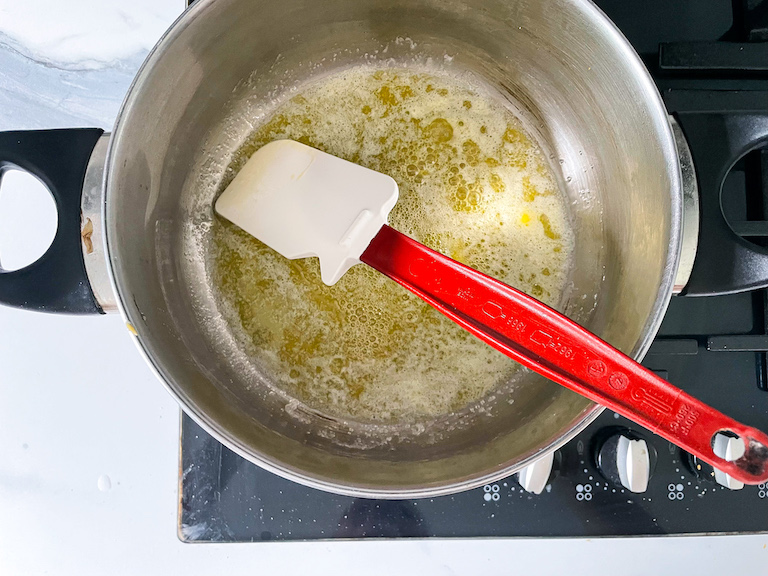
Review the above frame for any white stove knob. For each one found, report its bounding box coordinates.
[712,433,745,491]
[616,436,651,493]
[518,451,555,495]
[598,432,652,493]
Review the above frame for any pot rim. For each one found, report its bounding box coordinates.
[101,0,683,498]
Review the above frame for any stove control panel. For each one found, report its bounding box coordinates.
[181,407,768,541]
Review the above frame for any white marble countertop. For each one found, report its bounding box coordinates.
[1,1,767,574]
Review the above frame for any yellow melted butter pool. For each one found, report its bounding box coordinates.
[212,67,575,422]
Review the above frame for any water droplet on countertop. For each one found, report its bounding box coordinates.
[97,474,112,492]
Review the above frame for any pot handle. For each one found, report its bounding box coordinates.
[0,129,104,314]
[676,111,768,296]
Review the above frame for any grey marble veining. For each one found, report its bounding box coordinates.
[0,35,145,131]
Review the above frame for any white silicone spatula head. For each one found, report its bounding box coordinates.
[215,139,399,285]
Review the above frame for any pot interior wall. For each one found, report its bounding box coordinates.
[105,0,680,495]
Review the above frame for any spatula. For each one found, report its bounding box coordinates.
[215,139,768,485]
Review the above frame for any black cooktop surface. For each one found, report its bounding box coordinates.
[179,0,768,542]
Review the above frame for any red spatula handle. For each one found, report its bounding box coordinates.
[361,225,768,484]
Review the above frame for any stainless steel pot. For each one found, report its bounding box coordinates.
[3,0,768,498]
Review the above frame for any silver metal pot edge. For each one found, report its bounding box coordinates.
[670,116,701,295]
[81,133,117,312]
[584,2,684,363]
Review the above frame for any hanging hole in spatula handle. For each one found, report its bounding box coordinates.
[361,225,768,484]
[707,426,768,483]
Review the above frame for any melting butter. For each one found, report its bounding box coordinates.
[212,68,574,422]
